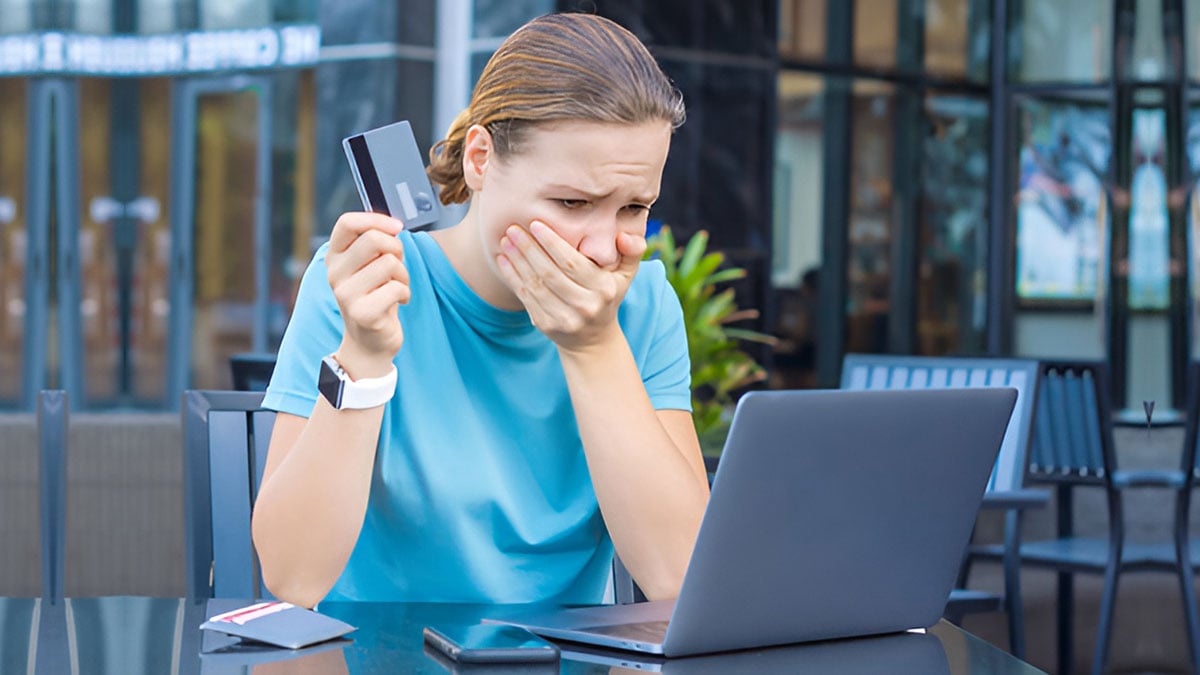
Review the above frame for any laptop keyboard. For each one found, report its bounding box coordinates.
[578,620,669,642]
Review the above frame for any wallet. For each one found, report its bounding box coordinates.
[199,601,356,649]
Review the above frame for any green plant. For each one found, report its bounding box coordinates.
[644,226,775,452]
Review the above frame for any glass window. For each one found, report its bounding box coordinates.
[267,69,317,351]
[855,0,897,69]
[189,89,264,391]
[471,50,492,90]
[1014,96,1112,305]
[132,79,173,402]
[77,78,120,403]
[200,0,270,30]
[74,0,113,33]
[1127,0,1169,81]
[925,0,990,81]
[139,0,180,33]
[846,79,895,354]
[771,72,823,388]
[1013,0,1113,82]
[473,0,551,39]
[397,0,436,47]
[0,0,33,33]
[273,0,318,24]
[319,0,399,45]
[919,93,988,354]
[1186,96,1200,357]
[779,0,826,61]
[1189,0,1200,80]
[0,79,26,405]
[1128,107,1169,310]
[314,59,400,230]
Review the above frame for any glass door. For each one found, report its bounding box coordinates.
[167,76,273,402]
[54,75,273,408]
[0,79,38,409]
[53,78,173,409]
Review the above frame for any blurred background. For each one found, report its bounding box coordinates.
[9,4,1200,673]
[0,0,1194,419]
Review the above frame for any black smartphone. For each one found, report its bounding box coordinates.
[422,623,559,664]
[342,120,441,229]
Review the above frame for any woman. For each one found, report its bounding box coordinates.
[251,12,709,609]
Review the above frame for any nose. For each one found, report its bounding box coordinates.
[576,215,621,268]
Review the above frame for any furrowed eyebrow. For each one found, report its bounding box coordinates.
[545,184,606,199]
[545,184,657,204]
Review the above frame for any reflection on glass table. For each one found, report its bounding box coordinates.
[7,597,1046,674]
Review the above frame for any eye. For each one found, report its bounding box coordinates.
[624,204,650,212]
[557,199,589,209]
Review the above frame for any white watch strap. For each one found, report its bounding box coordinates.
[335,359,397,409]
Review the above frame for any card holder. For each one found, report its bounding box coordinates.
[200,601,356,650]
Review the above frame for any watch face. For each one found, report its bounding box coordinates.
[318,358,344,409]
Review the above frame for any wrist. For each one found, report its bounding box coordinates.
[334,342,396,380]
[555,324,627,363]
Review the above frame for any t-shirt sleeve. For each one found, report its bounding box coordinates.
[640,262,693,412]
[262,245,345,418]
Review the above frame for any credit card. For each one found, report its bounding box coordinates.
[342,120,440,229]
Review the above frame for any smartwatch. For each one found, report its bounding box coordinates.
[318,354,397,410]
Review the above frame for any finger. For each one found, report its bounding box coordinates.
[527,220,597,284]
[343,278,412,331]
[327,229,405,285]
[501,226,588,307]
[616,231,648,259]
[498,228,542,288]
[614,231,646,277]
[333,252,409,309]
[351,280,411,324]
[328,212,404,254]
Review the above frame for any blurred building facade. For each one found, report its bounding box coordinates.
[0,0,1196,410]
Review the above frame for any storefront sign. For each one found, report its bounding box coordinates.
[0,24,320,76]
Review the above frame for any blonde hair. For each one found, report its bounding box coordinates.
[428,12,686,205]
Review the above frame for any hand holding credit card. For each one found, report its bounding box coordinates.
[343,120,441,228]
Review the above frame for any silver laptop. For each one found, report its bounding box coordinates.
[493,387,1017,657]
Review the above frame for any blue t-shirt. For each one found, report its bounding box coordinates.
[263,230,691,604]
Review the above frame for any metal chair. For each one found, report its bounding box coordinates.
[182,390,274,600]
[182,389,641,604]
[1015,360,1196,675]
[37,390,67,604]
[1169,362,1200,675]
[840,353,1045,658]
[229,352,278,392]
[32,390,70,675]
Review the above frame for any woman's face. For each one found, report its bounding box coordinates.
[467,119,672,272]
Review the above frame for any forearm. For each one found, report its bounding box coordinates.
[251,400,383,607]
[558,329,709,600]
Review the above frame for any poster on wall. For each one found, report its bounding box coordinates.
[1014,98,1110,306]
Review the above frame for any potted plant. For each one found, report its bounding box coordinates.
[643,226,775,456]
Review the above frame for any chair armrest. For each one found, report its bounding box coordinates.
[1111,470,1188,489]
[979,489,1050,511]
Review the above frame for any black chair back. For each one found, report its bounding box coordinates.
[1028,361,1118,483]
[182,390,274,600]
[230,353,277,392]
